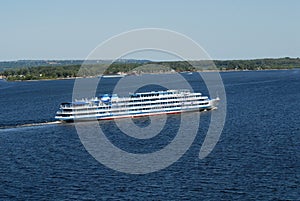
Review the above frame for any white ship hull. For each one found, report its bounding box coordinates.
[55,90,219,122]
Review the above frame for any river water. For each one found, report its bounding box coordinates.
[0,70,299,200]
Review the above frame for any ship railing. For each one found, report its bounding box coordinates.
[124,96,208,105]
[58,108,112,115]
[127,95,203,102]
[60,103,107,109]
[59,97,209,111]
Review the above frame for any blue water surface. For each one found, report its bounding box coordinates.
[0,70,299,200]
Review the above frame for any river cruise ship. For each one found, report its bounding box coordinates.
[55,89,219,122]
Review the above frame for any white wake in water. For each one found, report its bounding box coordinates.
[0,121,62,131]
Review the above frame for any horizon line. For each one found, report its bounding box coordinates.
[0,56,299,62]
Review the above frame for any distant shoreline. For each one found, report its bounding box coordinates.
[1,57,299,81]
[2,68,297,82]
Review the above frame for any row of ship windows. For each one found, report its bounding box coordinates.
[63,102,208,111]
[64,101,208,112]
[61,106,180,116]
[61,97,207,108]
[121,100,207,105]
[61,103,209,114]
[129,101,180,106]
[121,101,208,107]
[132,93,202,97]
[130,93,159,98]
[130,92,191,98]
[115,96,205,103]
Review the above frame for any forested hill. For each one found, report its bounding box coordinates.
[0,60,83,72]
[1,57,299,81]
[0,59,150,72]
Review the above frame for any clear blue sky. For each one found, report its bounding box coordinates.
[0,0,299,61]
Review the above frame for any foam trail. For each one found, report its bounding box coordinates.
[0,121,62,130]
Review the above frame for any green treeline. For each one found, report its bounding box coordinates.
[1,57,299,81]
[158,57,300,71]
[214,57,300,70]
[1,65,81,81]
